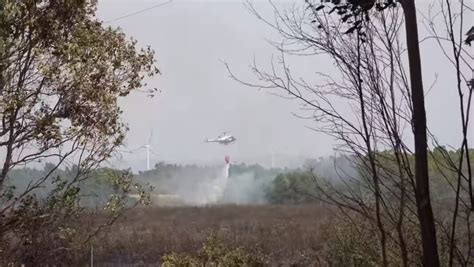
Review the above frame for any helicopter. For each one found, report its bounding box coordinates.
[205,132,236,145]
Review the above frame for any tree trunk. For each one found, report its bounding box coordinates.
[401,0,440,266]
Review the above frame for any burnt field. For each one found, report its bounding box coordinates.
[88,204,334,266]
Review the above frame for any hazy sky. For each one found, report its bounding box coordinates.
[96,0,472,171]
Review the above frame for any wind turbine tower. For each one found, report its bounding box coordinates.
[143,131,154,171]
[145,143,150,171]
[116,130,156,172]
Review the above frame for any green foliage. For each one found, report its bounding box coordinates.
[266,171,319,204]
[1,177,83,264]
[4,166,152,207]
[0,0,157,264]
[161,234,268,267]
[161,252,200,266]
[321,218,382,267]
[369,148,474,201]
[0,0,159,180]
[0,168,153,265]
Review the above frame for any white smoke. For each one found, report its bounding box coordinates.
[139,156,277,206]
[221,172,273,204]
[184,161,229,205]
[204,162,230,204]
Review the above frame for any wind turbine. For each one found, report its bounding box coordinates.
[143,131,154,171]
[116,131,157,171]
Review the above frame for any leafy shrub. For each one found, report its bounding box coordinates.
[161,252,200,266]
[266,171,319,204]
[161,234,268,267]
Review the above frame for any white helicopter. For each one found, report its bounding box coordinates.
[205,132,236,145]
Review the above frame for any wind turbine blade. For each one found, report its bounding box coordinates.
[148,130,153,145]
[150,149,159,157]
[118,146,146,154]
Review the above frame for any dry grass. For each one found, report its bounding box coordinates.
[85,204,333,266]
